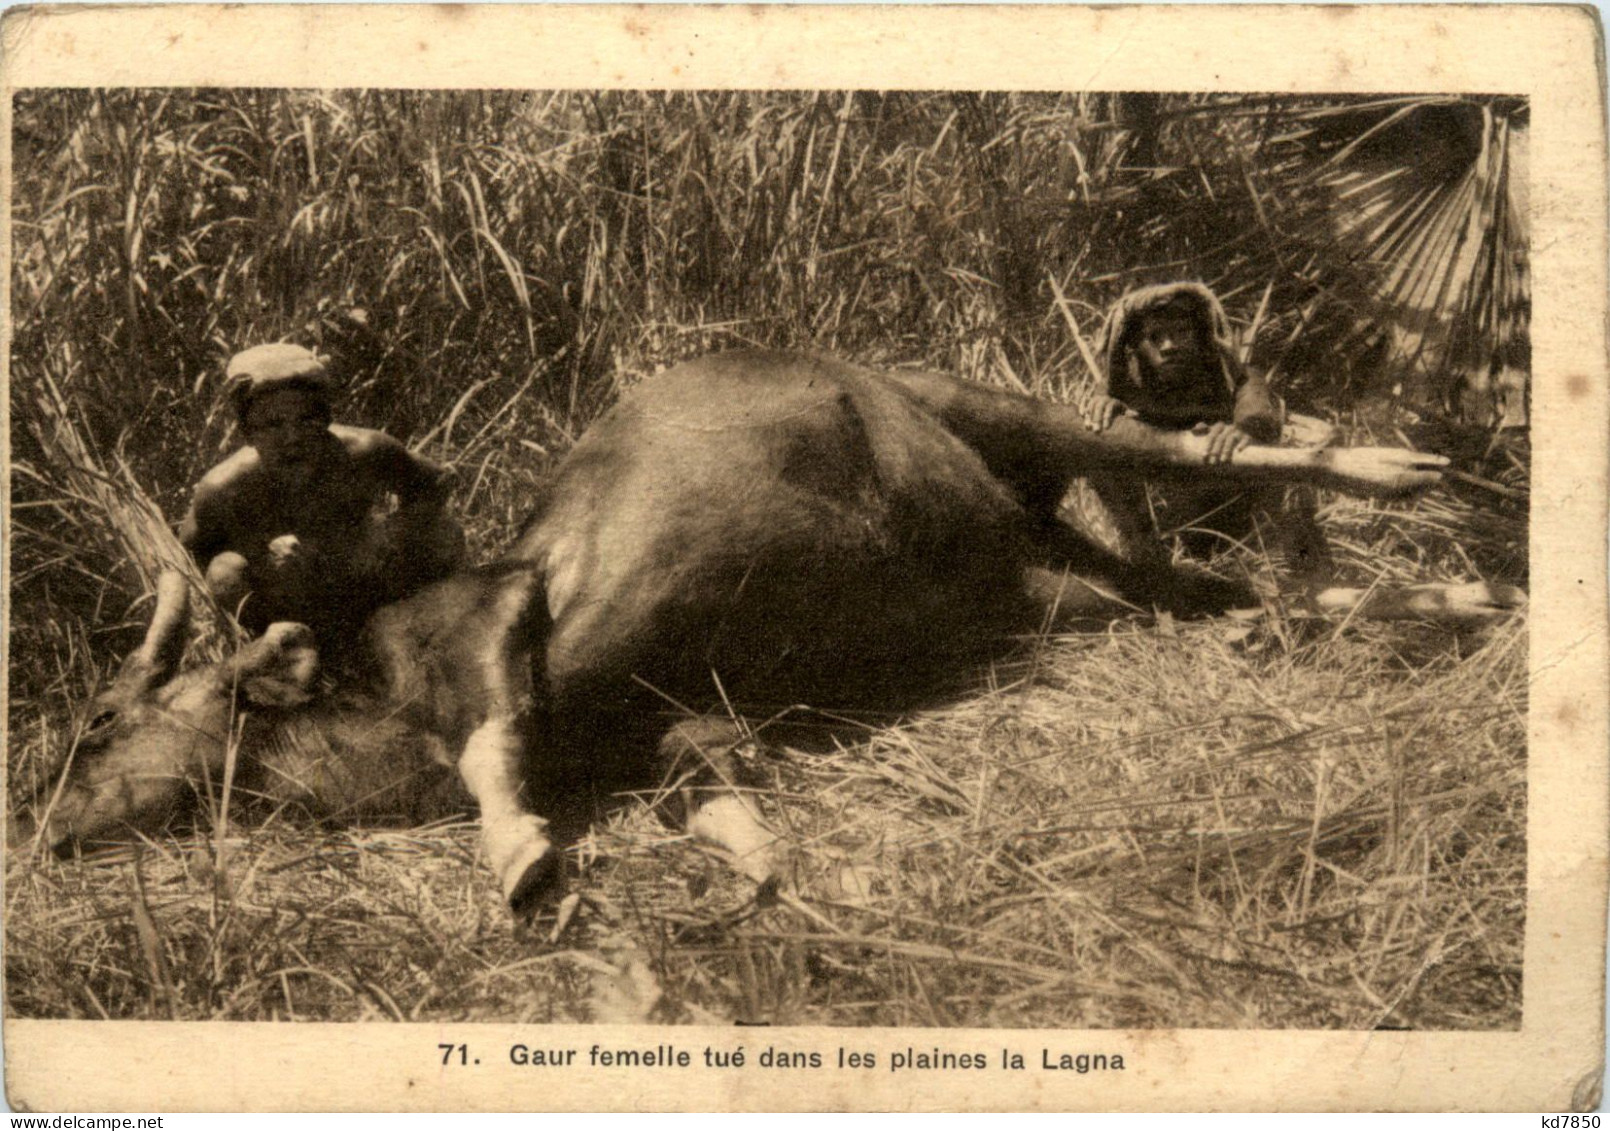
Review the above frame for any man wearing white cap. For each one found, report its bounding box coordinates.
[180,343,465,642]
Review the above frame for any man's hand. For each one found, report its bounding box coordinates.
[266,534,304,569]
[1199,421,1255,464]
[1082,393,1129,432]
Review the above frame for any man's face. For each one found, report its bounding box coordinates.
[1133,307,1206,386]
[243,388,331,474]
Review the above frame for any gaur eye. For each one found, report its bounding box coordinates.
[84,710,116,734]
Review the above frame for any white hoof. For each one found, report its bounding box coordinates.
[482,815,559,915]
[686,794,781,887]
[1445,581,1527,617]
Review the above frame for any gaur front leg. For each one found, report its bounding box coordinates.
[437,567,563,920]
[657,716,782,894]
[459,713,561,919]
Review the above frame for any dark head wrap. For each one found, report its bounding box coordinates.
[1098,282,1243,400]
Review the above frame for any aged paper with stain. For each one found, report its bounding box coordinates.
[2,3,1605,1113]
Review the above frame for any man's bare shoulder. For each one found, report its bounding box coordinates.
[331,425,445,489]
[331,423,406,460]
[192,446,264,500]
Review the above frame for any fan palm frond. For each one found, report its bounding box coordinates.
[1265,96,1530,421]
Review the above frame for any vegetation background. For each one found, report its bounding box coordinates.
[8,90,1528,1028]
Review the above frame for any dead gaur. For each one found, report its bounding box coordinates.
[29,350,1521,916]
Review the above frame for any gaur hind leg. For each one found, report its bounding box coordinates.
[1256,486,1336,601]
[875,366,1447,498]
[1087,475,1173,573]
[1241,487,1526,624]
[1310,581,1527,622]
[1031,485,1259,619]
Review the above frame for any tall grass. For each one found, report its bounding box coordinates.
[7,90,1527,1027]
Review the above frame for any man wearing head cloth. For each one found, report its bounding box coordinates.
[180,343,465,643]
[1083,282,1333,591]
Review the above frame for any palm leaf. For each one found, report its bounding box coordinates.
[1268,97,1530,419]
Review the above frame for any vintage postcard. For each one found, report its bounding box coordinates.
[2,3,1604,1114]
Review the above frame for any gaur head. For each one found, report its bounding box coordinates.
[22,572,320,854]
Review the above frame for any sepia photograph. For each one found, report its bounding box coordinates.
[1,4,1603,1114]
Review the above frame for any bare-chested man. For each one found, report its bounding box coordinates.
[1085,282,1333,592]
[181,343,465,641]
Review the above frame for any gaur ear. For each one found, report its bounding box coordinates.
[226,622,320,708]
